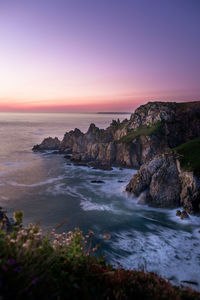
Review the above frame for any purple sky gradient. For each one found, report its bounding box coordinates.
[0,0,199,112]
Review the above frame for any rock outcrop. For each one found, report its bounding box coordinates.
[126,152,200,214]
[32,101,200,168]
[33,137,61,151]
[179,167,200,215]
[32,101,200,214]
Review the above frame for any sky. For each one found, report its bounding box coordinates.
[0,0,200,112]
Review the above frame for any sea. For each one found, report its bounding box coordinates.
[0,112,200,290]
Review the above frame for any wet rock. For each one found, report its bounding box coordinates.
[176,210,181,216]
[64,155,72,159]
[138,190,150,205]
[61,148,72,154]
[91,180,105,184]
[126,152,200,214]
[89,162,113,171]
[180,210,189,219]
[70,152,82,162]
[33,102,200,170]
[73,162,88,167]
[179,167,200,215]
[126,153,181,208]
[32,101,200,214]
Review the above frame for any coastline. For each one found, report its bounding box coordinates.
[33,101,200,217]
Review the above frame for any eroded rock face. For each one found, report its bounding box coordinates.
[32,101,200,213]
[179,170,200,215]
[126,153,200,214]
[129,101,177,129]
[32,137,61,151]
[126,153,181,208]
[33,101,200,169]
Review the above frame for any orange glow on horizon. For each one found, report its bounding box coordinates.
[0,95,198,113]
[0,98,141,112]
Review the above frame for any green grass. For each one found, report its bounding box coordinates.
[172,137,200,177]
[0,216,200,299]
[118,121,164,144]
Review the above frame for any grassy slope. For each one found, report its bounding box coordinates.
[173,137,200,177]
[118,121,164,144]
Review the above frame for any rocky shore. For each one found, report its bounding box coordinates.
[126,152,200,216]
[33,101,200,216]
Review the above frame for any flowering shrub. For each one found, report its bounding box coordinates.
[0,216,200,299]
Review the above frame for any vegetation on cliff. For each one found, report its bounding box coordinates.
[118,121,164,144]
[173,137,200,178]
[33,101,200,169]
[0,214,199,300]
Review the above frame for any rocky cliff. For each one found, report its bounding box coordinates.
[126,152,200,215]
[33,101,200,214]
[33,101,200,167]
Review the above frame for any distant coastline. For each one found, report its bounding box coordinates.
[97,112,131,114]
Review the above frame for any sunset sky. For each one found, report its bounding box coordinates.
[0,0,200,112]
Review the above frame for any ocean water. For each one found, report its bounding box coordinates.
[0,112,200,290]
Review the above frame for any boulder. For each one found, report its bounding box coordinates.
[126,152,200,214]
[179,169,200,215]
[126,153,181,208]
[32,137,60,151]
[180,210,189,219]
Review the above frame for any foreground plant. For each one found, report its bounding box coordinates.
[0,217,199,299]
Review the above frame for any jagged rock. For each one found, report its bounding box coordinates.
[126,152,200,214]
[33,101,200,169]
[70,152,82,162]
[90,162,113,171]
[32,137,60,151]
[126,153,181,208]
[180,210,189,219]
[176,210,181,216]
[73,162,88,167]
[178,166,200,215]
[32,101,200,214]
[61,148,72,154]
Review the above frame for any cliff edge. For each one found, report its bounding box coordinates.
[33,101,200,215]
